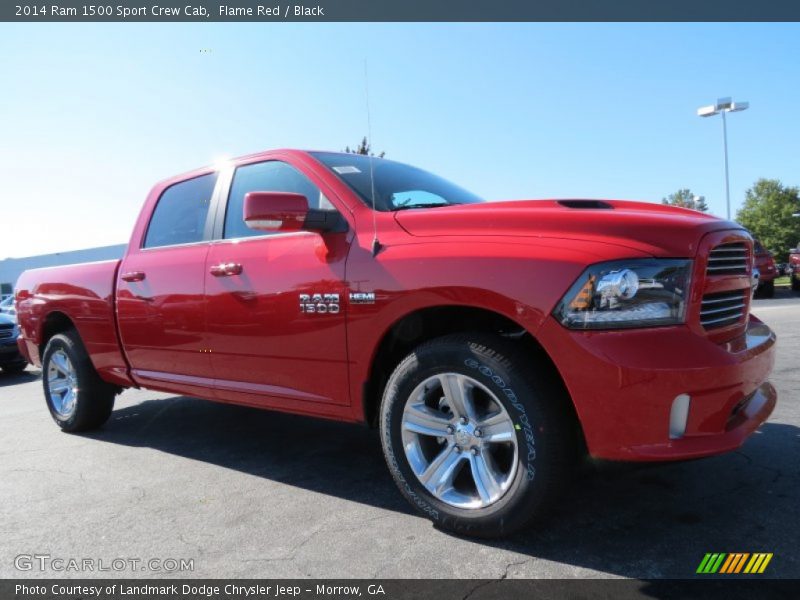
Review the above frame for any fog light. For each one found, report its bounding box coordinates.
[669,394,691,439]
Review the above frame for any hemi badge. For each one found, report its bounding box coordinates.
[349,292,376,304]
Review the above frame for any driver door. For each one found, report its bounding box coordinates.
[204,159,351,408]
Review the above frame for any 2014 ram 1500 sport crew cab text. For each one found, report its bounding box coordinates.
[15,149,777,537]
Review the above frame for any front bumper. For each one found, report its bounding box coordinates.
[537,315,777,461]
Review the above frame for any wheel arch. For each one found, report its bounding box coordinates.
[39,311,77,356]
[361,305,584,449]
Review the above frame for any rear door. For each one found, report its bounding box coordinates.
[117,173,219,395]
[204,159,351,408]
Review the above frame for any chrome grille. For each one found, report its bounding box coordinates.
[700,290,747,329]
[0,327,14,340]
[706,242,748,275]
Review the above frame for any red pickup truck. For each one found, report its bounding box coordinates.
[15,149,777,537]
[752,239,778,298]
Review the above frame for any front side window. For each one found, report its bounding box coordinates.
[224,160,334,239]
[144,174,217,248]
[310,152,485,212]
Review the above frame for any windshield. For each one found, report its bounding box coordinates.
[310,152,485,212]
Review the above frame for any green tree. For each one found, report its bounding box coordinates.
[736,179,800,262]
[661,189,708,212]
[344,137,385,158]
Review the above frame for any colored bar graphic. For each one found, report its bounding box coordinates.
[698,552,773,574]
[744,553,774,574]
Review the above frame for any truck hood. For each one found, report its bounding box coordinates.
[393,199,744,257]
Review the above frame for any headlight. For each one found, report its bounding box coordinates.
[555,259,692,330]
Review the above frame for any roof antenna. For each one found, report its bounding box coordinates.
[364,59,382,257]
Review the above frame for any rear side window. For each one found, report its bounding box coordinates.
[224,160,334,240]
[144,174,217,248]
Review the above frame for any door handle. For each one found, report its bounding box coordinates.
[210,262,243,277]
[121,271,146,282]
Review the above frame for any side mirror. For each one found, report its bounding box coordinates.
[244,192,309,232]
[243,191,348,233]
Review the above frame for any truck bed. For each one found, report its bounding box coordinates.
[15,259,132,387]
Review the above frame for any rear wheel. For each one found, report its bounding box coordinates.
[42,330,116,432]
[379,334,576,538]
[792,272,800,292]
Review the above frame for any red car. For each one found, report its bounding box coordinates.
[15,150,776,537]
[753,239,778,298]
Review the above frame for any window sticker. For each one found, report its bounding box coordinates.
[333,166,361,174]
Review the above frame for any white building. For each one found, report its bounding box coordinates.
[0,244,127,299]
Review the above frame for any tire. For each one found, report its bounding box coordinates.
[792,273,800,292]
[1,361,27,374]
[379,333,576,538]
[756,280,775,299]
[42,330,116,432]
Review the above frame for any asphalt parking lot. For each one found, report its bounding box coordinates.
[2,290,798,580]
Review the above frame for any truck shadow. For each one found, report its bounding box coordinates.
[0,369,40,387]
[90,396,800,578]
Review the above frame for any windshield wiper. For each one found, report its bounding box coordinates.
[392,202,454,211]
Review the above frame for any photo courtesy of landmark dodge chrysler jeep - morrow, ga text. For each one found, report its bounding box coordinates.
[14,150,777,537]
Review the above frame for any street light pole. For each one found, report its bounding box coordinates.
[697,97,749,221]
[721,109,730,220]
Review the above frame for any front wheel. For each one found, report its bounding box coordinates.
[42,330,116,432]
[380,334,576,538]
[792,272,800,292]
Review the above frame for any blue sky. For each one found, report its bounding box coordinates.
[1,23,799,258]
